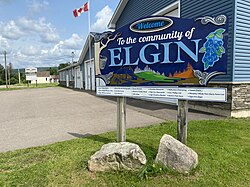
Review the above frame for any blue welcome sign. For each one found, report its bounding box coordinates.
[95,15,228,86]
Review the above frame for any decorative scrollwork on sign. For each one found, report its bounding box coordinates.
[94,32,121,71]
[195,15,227,26]
[94,31,113,42]
[96,72,114,85]
[99,55,107,70]
[193,70,225,85]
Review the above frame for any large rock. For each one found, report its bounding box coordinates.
[155,134,198,174]
[88,142,147,172]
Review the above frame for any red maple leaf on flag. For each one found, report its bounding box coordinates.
[73,2,88,17]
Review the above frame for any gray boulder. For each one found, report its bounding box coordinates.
[88,142,147,172]
[155,134,198,174]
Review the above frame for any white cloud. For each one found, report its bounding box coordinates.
[91,5,113,32]
[0,36,10,49]
[0,15,85,68]
[28,0,49,15]
[17,17,59,43]
[20,45,41,56]
[0,17,59,43]
[59,34,84,50]
[0,20,25,40]
[0,33,84,68]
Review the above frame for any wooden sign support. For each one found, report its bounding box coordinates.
[177,100,188,145]
[117,97,126,142]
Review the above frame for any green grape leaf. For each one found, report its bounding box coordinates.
[205,62,209,69]
[199,47,206,53]
[219,46,225,53]
[207,33,215,38]
[216,51,221,56]
[216,33,223,39]
[216,29,225,35]
[215,29,225,39]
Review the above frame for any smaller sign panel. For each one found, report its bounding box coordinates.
[25,67,37,74]
[25,67,37,81]
[26,75,37,81]
[97,86,227,102]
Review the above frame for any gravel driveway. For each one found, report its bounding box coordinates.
[0,87,163,152]
[0,87,222,152]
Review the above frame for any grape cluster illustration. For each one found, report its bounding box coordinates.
[200,29,225,70]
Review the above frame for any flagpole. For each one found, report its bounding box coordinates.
[88,0,92,63]
[87,0,93,90]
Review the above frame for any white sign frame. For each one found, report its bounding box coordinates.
[97,86,227,102]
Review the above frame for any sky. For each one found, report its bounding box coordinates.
[0,0,119,69]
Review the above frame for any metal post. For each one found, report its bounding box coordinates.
[177,100,188,145]
[117,97,126,142]
[4,50,8,88]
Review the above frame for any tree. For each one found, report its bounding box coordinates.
[20,72,27,84]
[0,64,4,85]
[58,63,70,70]
[47,67,58,75]
[10,77,18,84]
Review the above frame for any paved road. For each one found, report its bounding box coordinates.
[0,87,222,152]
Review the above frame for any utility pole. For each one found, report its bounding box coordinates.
[8,65,10,86]
[4,50,8,88]
[18,69,21,84]
[71,51,75,63]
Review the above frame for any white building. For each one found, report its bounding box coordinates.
[35,71,51,84]
[26,68,51,84]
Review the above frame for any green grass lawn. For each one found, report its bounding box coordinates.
[0,83,59,91]
[0,119,249,187]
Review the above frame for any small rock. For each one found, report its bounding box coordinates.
[155,134,198,174]
[88,142,146,172]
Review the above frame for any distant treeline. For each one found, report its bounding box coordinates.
[0,64,59,85]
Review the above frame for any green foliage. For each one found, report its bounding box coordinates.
[58,63,70,70]
[10,77,18,85]
[0,83,58,91]
[0,64,5,85]
[20,72,27,84]
[137,162,170,180]
[47,67,58,75]
[0,119,249,186]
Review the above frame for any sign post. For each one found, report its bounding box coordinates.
[177,100,188,144]
[117,97,126,142]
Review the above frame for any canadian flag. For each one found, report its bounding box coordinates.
[73,2,89,17]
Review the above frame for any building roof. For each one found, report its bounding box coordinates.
[58,32,95,73]
[78,32,95,64]
[58,62,79,72]
[37,71,50,77]
[108,0,128,29]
